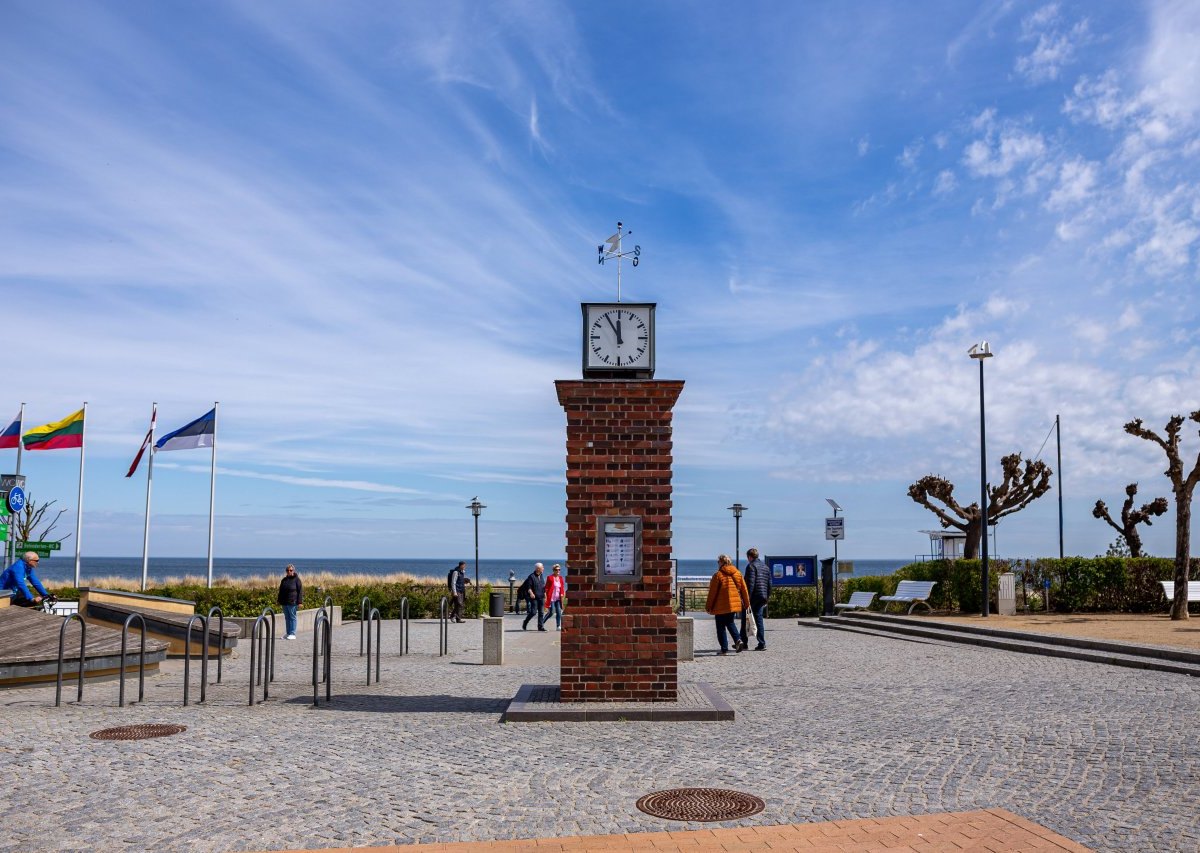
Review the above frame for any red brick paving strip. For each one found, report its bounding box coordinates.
[282,808,1091,852]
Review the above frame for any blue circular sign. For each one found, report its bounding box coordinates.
[7,486,25,514]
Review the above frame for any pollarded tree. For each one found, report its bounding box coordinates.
[1092,483,1168,559]
[908,453,1053,559]
[1125,411,1200,621]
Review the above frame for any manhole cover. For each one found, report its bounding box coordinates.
[89,723,187,741]
[636,788,765,822]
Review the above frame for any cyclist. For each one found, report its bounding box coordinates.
[1,551,50,607]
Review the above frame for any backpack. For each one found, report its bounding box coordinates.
[447,567,457,591]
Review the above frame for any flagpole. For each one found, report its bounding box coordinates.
[74,402,87,588]
[8,403,21,566]
[207,401,218,588]
[14,403,24,476]
[141,403,157,592]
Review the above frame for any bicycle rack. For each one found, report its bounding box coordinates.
[248,612,274,706]
[312,608,332,706]
[399,596,409,655]
[359,595,371,656]
[439,596,449,656]
[206,605,225,683]
[183,614,210,706]
[323,595,333,622]
[363,606,382,685]
[55,613,87,707]
[119,612,148,708]
[259,607,277,681]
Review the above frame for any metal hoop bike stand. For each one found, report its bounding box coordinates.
[312,608,332,706]
[119,612,148,707]
[206,606,225,683]
[259,607,277,681]
[359,596,372,656]
[439,596,449,656]
[398,597,409,655]
[183,614,210,706]
[248,612,275,706]
[364,607,382,685]
[55,613,87,707]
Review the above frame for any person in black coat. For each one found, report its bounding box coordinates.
[277,564,303,640]
[517,563,548,631]
[743,548,772,650]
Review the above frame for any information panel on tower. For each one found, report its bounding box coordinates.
[596,516,643,583]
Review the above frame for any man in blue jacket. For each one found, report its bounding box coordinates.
[518,563,547,631]
[743,547,772,650]
[2,552,50,607]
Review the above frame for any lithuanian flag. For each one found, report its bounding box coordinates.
[23,408,85,451]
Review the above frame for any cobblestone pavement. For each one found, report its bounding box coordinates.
[1,614,1197,852]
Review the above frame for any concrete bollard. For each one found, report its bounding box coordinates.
[482,616,504,665]
[677,616,694,661]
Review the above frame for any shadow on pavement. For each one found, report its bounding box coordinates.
[285,693,511,713]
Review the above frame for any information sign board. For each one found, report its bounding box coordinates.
[825,517,845,540]
[765,554,818,587]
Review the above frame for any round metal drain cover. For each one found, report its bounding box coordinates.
[636,788,765,822]
[89,723,187,741]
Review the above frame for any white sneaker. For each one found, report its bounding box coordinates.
[286,634,297,640]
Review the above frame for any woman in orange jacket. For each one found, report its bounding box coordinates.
[705,554,750,654]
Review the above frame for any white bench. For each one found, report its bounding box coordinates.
[879,580,937,614]
[1160,581,1200,607]
[834,591,877,613]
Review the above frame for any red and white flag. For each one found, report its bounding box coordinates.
[126,406,157,478]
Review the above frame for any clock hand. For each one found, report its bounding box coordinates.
[604,313,623,345]
[616,315,623,345]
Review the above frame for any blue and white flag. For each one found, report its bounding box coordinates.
[155,408,216,452]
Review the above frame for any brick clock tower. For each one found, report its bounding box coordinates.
[556,301,683,702]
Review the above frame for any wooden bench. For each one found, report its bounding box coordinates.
[1160,581,1200,608]
[834,591,877,613]
[879,580,937,614]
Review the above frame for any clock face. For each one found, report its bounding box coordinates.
[587,306,651,369]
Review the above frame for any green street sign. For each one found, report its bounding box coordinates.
[0,522,7,540]
[17,540,61,551]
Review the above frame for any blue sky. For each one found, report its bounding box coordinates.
[2,1,1198,563]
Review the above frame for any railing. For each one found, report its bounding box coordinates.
[439,596,449,656]
[183,614,210,706]
[398,597,409,655]
[207,605,225,683]
[312,607,332,706]
[248,611,276,706]
[365,607,382,685]
[118,613,147,708]
[359,596,371,656]
[55,613,87,707]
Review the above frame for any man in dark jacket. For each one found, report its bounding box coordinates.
[447,561,471,623]
[276,564,303,640]
[743,547,771,650]
[517,563,547,631]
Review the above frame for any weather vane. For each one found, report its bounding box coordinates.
[597,220,641,303]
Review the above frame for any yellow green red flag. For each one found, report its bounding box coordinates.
[23,408,85,450]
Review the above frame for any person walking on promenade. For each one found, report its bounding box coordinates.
[544,564,567,630]
[706,554,750,654]
[447,560,471,623]
[1,551,50,608]
[277,564,303,640]
[743,547,771,651]
[518,563,548,631]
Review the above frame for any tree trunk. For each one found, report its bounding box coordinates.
[962,517,982,560]
[1173,492,1190,621]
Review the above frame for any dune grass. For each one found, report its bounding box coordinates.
[51,570,431,593]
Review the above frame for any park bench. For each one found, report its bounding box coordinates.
[1159,581,1200,609]
[834,591,877,613]
[879,580,937,614]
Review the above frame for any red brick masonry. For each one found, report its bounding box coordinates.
[555,380,685,702]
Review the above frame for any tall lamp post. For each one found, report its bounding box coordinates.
[468,497,485,613]
[968,342,993,617]
[727,503,747,566]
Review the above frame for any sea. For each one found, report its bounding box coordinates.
[26,556,910,586]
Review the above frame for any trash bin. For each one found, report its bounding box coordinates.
[489,591,505,618]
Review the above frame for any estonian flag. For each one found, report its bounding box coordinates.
[0,412,19,449]
[156,408,216,452]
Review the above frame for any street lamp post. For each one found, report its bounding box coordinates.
[468,497,485,615]
[968,342,993,617]
[727,503,747,566]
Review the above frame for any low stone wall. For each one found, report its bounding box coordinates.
[227,606,342,639]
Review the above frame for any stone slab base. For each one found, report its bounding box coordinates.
[504,681,732,722]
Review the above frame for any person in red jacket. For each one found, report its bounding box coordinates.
[543,564,567,630]
[705,554,750,654]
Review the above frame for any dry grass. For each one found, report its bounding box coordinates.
[52,570,433,592]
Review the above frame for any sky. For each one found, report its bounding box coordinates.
[2,1,1198,564]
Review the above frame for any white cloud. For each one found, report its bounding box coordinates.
[857,135,870,156]
[933,170,958,196]
[1046,157,1098,209]
[1016,4,1090,83]
[963,127,1047,177]
[898,137,924,169]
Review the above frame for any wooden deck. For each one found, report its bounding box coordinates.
[0,606,170,685]
[83,599,241,657]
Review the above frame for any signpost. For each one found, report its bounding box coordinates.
[824,517,844,540]
[16,540,60,558]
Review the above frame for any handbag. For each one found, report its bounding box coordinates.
[744,608,757,639]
